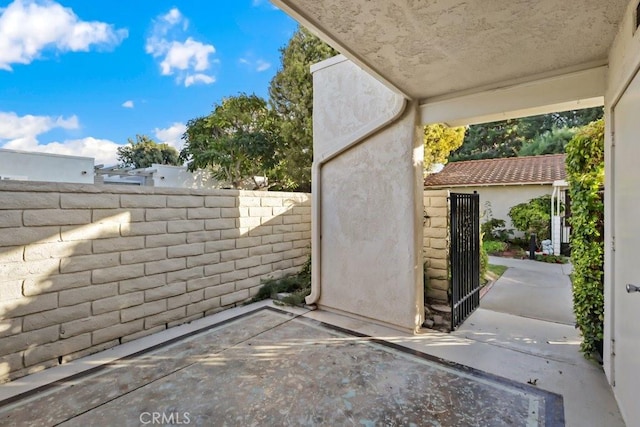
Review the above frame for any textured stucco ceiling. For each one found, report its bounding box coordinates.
[275,0,629,100]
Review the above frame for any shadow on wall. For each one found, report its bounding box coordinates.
[0,181,311,383]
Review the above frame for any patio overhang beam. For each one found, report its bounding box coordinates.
[420,66,607,127]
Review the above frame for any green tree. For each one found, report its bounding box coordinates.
[268,27,338,191]
[518,107,603,140]
[180,93,280,189]
[518,127,577,157]
[448,107,604,162]
[449,119,523,162]
[117,135,181,168]
[423,124,466,173]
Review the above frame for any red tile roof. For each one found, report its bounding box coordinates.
[424,154,567,187]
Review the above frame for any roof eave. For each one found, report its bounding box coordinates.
[424,181,558,189]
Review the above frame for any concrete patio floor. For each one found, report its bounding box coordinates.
[0,262,624,427]
[1,302,562,426]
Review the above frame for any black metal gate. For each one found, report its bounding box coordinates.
[450,192,480,330]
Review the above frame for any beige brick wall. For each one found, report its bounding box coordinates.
[0,181,311,382]
[423,190,449,303]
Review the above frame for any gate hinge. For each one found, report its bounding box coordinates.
[611,338,615,357]
[611,131,615,147]
[611,338,616,387]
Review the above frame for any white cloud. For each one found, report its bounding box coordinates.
[162,8,185,27]
[184,73,215,87]
[155,122,187,151]
[159,38,215,75]
[146,8,216,87]
[255,59,271,72]
[239,56,271,73]
[122,100,134,108]
[0,111,78,141]
[0,111,119,165]
[0,0,128,71]
[14,137,120,165]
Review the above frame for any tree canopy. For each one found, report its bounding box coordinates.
[179,93,280,189]
[268,27,338,192]
[117,135,181,168]
[423,124,465,173]
[518,127,577,157]
[448,107,603,162]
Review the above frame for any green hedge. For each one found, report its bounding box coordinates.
[565,119,605,355]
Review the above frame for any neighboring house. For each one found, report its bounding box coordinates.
[0,149,222,190]
[99,164,269,190]
[99,164,219,189]
[151,164,220,189]
[423,154,569,248]
[0,148,94,184]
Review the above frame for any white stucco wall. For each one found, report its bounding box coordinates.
[0,149,94,184]
[434,185,553,238]
[311,57,424,332]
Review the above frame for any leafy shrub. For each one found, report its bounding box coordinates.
[507,246,527,258]
[508,195,552,242]
[483,240,508,255]
[508,236,530,250]
[251,255,311,305]
[565,119,604,356]
[481,218,513,242]
[481,202,513,242]
[534,254,568,264]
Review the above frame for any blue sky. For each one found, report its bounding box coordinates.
[0,0,298,165]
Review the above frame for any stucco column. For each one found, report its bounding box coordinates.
[307,55,424,332]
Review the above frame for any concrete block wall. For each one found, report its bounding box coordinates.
[423,190,449,303]
[0,181,311,383]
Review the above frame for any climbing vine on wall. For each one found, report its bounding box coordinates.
[565,119,605,356]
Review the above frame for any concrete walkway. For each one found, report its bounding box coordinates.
[481,256,575,325]
[450,256,623,426]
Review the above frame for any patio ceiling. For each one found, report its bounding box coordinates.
[272,0,629,101]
